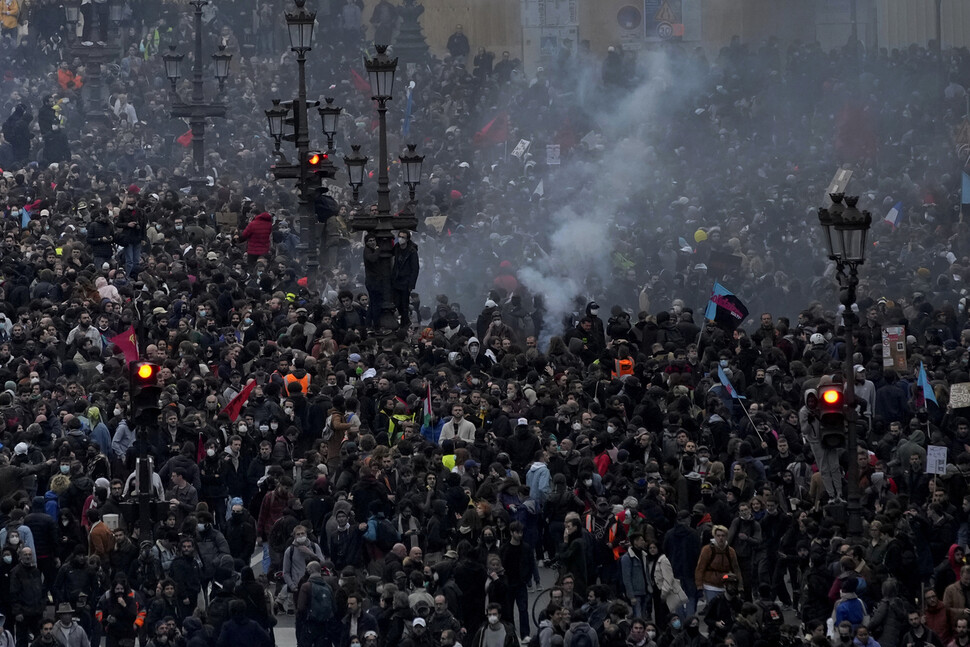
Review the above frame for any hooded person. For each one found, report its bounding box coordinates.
[215,599,272,647]
[239,211,274,263]
[460,337,493,370]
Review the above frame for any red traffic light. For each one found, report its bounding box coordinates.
[822,389,841,405]
[132,361,159,383]
[308,153,321,165]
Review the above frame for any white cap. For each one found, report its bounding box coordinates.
[14,442,28,455]
[854,364,865,374]
[810,333,824,345]
[517,417,528,427]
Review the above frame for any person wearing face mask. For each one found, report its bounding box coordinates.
[279,525,324,615]
[199,442,229,529]
[469,603,519,647]
[193,512,230,594]
[390,230,419,330]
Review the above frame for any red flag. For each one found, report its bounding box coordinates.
[221,379,256,422]
[109,326,139,364]
[473,112,509,147]
[177,130,193,147]
[350,68,372,97]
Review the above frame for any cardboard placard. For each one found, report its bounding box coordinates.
[927,445,948,475]
[882,326,907,370]
[424,215,448,234]
[215,211,237,229]
[951,383,970,409]
[546,144,560,165]
[707,250,742,276]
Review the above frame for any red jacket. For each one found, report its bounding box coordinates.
[256,489,293,539]
[240,211,273,256]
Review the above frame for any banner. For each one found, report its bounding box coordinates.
[704,282,748,330]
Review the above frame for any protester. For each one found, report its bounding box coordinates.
[3,3,970,647]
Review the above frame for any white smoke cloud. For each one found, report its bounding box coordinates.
[519,50,693,347]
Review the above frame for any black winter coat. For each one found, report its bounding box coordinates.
[10,564,45,615]
[86,218,115,259]
[390,243,419,292]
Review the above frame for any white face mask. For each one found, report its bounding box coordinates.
[206,448,215,457]
[238,425,247,433]
[646,630,656,640]
[583,479,592,487]
[114,408,122,417]
[487,615,499,625]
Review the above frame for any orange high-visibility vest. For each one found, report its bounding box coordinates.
[612,358,634,379]
[283,372,310,395]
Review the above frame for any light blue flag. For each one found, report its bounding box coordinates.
[717,365,746,400]
[918,362,938,407]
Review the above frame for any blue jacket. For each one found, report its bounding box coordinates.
[619,550,648,598]
[44,491,59,522]
[835,595,867,631]
[525,462,551,508]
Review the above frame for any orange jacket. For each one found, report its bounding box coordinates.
[58,68,83,90]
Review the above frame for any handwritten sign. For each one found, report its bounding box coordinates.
[927,445,948,475]
[951,383,970,409]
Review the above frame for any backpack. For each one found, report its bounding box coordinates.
[321,414,336,442]
[308,579,335,623]
[374,516,400,551]
[571,629,593,647]
[315,192,339,223]
[269,518,292,554]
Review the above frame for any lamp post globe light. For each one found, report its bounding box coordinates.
[816,192,873,541]
[343,44,427,330]
[265,0,345,279]
[164,0,230,187]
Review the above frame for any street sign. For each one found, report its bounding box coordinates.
[822,168,852,207]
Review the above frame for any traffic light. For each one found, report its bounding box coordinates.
[818,383,846,448]
[130,361,162,426]
[281,100,299,142]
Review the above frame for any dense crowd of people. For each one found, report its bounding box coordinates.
[3,2,970,647]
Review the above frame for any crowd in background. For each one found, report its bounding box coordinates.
[2,2,970,647]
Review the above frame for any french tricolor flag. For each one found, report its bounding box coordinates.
[884,201,903,229]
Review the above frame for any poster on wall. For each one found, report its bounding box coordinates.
[643,0,684,41]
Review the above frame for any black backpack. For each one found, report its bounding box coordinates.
[374,517,400,551]
[315,191,339,223]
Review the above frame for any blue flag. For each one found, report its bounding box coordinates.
[717,366,746,400]
[884,201,903,228]
[963,172,970,205]
[20,208,30,229]
[918,362,938,407]
[402,86,413,136]
[705,282,748,331]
